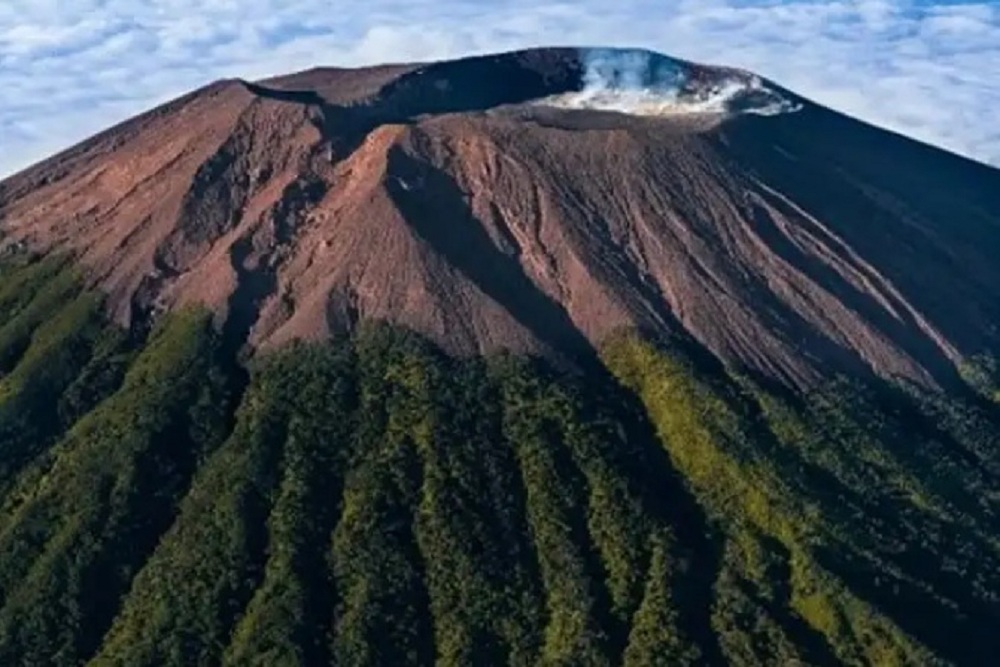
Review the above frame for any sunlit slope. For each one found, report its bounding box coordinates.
[4,49,1000,391]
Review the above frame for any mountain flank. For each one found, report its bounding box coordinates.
[0,47,999,666]
[3,48,999,388]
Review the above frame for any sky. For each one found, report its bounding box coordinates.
[1,0,999,177]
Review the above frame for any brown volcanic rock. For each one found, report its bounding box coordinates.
[2,47,999,388]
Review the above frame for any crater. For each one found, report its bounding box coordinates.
[534,48,802,118]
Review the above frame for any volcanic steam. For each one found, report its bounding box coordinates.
[538,48,802,117]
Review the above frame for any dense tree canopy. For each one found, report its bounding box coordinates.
[0,257,997,666]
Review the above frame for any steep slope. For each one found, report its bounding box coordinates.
[2,48,999,388]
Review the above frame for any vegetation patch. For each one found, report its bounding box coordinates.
[0,258,996,666]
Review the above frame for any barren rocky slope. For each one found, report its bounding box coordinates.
[2,47,999,388]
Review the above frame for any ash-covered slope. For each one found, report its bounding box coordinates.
[2,47,999,388]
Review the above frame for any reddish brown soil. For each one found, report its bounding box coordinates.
[2,48,999,389]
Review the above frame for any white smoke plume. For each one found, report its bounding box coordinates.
[539,48,802,117]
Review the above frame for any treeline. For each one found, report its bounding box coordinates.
[0,257,997,665]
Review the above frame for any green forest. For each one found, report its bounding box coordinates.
[0,255,997,666]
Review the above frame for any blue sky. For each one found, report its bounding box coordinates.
[1,0,998,177]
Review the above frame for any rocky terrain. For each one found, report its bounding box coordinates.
[2,47,999,389]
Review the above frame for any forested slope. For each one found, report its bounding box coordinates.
[0,256,997,666]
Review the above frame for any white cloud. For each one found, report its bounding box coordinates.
[1,0,999,177]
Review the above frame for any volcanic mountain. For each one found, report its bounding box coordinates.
[3,47,999,389]
[1,48,1000,667]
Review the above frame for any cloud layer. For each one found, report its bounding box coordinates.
[2,0,999,176]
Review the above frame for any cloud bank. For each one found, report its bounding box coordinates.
[1,1,999,176]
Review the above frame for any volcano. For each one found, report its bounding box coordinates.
[3,47,999,389]
[1,48,999,667]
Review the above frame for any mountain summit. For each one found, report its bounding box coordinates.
[2,47,999,388]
